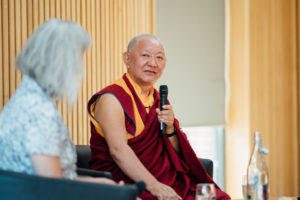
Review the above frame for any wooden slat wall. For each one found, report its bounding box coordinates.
[226,0,299,198]
[0,0,155,145]
[249,0,298,197]
[297,0,300,195]
[225,0,251,197]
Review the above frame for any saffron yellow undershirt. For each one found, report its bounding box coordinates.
[89,73,154,139]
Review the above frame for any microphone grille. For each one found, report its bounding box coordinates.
[159,85,168,94]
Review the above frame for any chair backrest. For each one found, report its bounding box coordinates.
[76,145,91,169]
[199,158,214,179]
[0,169,139,200]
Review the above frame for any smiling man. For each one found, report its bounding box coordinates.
[87,34,230,200]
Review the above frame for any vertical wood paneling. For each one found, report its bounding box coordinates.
[109,0,114,82]
[75,0,83,145]
[100,0,107,87]
[225,0,250,198]
[81,0,88,145]
[33,0,39,28]
[27,0,33,36]
[8,0,15,96]
[150,0,156,34]
[20,0,27,87]
[44,0,50,20]
[2,0,9,105]
[0,0,155,145]
[227,0,299,198]
[55,0,60,18]
[0,0,3,109]
[91,0,96,95]
[15,0,22,85]
[39,0,44,23]
[21,0,27,47]
[71,0,78,144]
[249,0,298,196]
[95,0,101,91]
[86,0,92,144]
[297,0,300,195]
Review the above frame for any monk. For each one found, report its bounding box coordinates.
[87,34,230,200]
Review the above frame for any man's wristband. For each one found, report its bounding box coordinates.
[166,128,177,137]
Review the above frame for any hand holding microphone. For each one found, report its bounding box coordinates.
[157,85,175,134]
[159,85,168,134]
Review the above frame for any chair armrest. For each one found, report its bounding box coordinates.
[0,169,139,200]
[77,168,112,179]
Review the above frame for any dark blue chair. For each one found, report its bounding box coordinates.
[0,169,141,200]
[76,145,214,178]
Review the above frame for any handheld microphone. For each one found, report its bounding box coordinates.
[159,85,168,134]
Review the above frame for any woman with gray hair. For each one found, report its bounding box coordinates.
[0,19,114,184]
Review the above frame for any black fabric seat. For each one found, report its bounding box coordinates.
[76,145,214,178]
[0,169,140,200]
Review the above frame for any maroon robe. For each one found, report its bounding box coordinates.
[87,75,230,200]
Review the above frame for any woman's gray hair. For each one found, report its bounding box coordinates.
[15,18,91,107]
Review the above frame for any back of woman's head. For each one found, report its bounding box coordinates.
[15,18,91,107]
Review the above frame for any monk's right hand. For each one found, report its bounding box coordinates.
[148,181,182,200]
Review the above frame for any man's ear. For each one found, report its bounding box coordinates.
[123,52,129,66]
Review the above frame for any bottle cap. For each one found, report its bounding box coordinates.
[254,131,261,142]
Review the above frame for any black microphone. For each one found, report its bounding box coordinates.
[159,85,168,134]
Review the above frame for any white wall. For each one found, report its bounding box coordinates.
[156,0,225,126]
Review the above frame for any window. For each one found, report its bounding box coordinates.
[182,126,225,189]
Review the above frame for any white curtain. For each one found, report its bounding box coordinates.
[156,0,225,126]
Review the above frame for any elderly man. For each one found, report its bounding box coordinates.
[87,34,230,200]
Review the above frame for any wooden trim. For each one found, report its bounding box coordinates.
[297,0,300,195]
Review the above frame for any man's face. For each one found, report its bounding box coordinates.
[123,37,166,88]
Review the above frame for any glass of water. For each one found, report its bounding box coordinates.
[242,175,247,200]
[195,183,216,200]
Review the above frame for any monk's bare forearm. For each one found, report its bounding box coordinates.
[109,144,158,190]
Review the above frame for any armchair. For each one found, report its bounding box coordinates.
[76,145,214,178]
[76,145,112,178]
[0,169,140,200]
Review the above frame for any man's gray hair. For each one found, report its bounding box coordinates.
[127,34,162,52]
[15,18,91,107]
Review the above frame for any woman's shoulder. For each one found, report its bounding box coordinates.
[0,76,60,130]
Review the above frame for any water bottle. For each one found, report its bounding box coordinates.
[246,131,269,200]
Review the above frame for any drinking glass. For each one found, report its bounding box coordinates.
[195,183,216,200]
[242,175,247,200]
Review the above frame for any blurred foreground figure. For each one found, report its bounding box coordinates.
[0,19,115,185]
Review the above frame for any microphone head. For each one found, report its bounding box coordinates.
[159,85,168,95]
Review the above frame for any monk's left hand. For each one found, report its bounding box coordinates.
[156,105,175,134]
